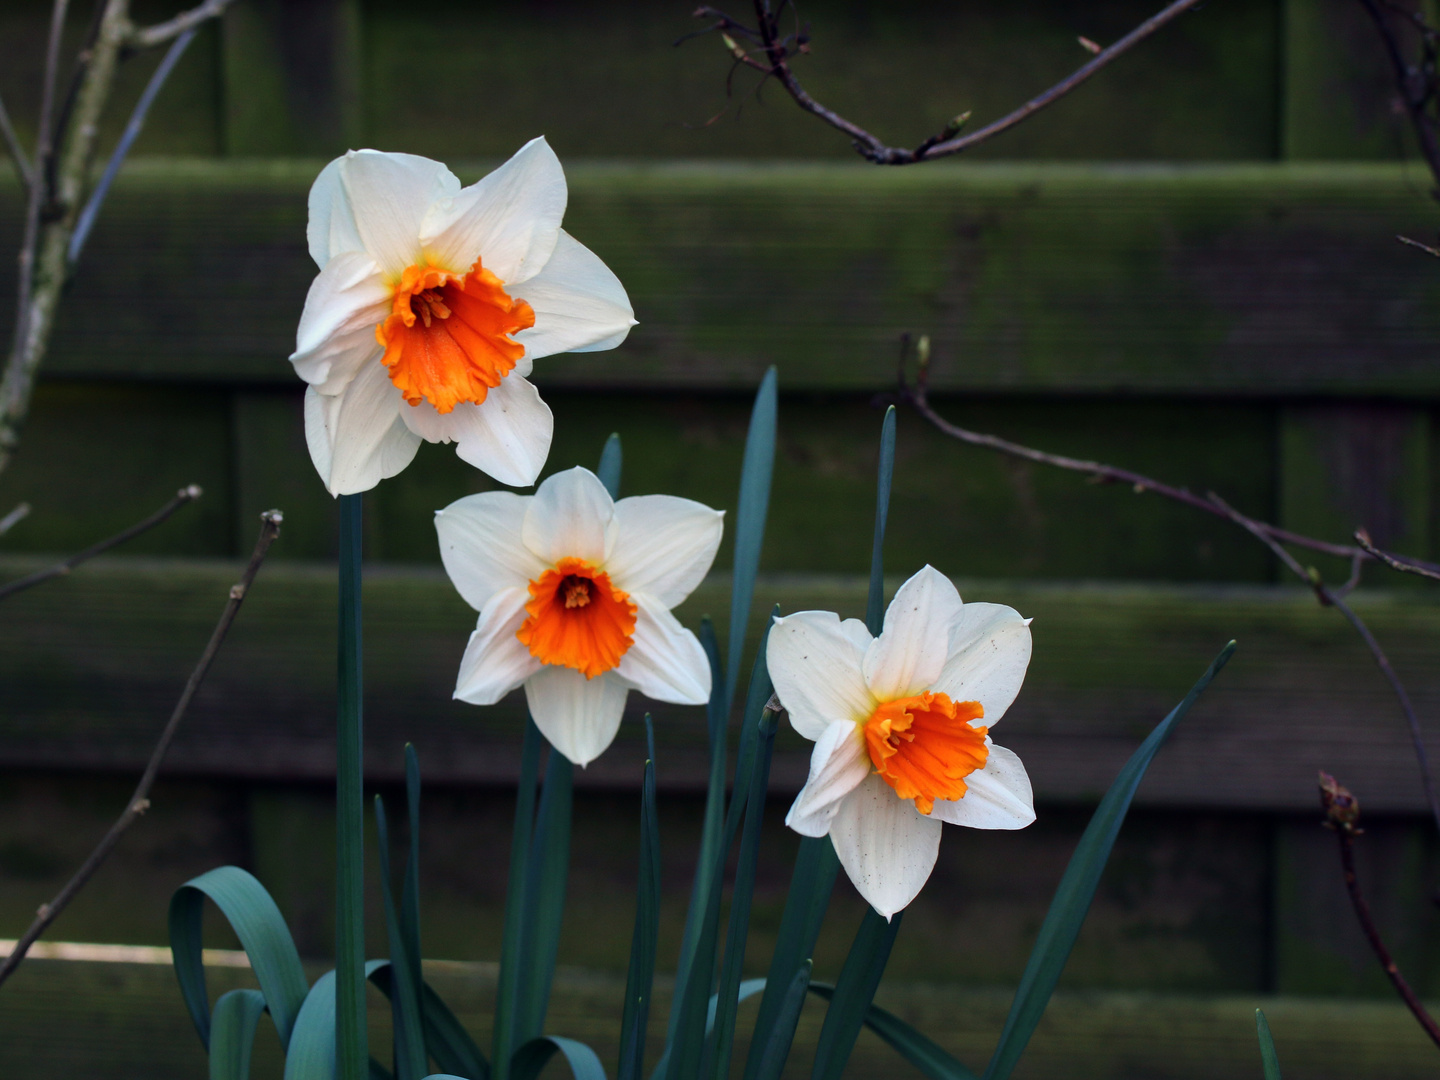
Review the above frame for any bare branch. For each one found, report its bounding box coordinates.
[0,503,30,538]
[1319,773,1440,1049]
[0,485,202,603]
[1397,233,1440,257]
[0,511,282,990]
[0,93,32,188]
[1357,0,1440,190]
[687,0,1204,164]
[128,0,237,50]
[1357,527,1440,582]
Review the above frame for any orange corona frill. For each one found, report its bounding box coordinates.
[517,556,638,679]
[377,260,536,414]
[864,692,989,815]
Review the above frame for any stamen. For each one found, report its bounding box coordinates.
[562,576,592,609]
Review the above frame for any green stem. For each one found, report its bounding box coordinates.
[336,492,367,1079]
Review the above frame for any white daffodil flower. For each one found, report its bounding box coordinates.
[767,565,1035,919]
[291,138,636,495]
[436,466,723,766]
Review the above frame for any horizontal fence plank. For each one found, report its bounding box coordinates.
[1,558,1437,811]
[3,161,1440,394]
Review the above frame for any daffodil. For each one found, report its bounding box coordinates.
[436,466,723,766]
[767,566,1035,919]
[291,138,635,495]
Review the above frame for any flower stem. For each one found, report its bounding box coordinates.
[336,492,367,1079]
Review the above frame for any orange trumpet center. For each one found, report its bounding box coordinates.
[863,692,988,815]
[517,557,638,679]
[376,259,536,414]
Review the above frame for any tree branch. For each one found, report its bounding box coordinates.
[128,0,238,50]
[1357,527,1440,582]
[1319,772,1440,1050]
[0,485,202,603]
[0,510,282,991]
[0,503,30,538]
[1356,0,1440,190]
[0,92,32,188]
[686,0,1205,164]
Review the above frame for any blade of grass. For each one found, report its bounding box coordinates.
[619,716,661,1080]
[375,796,426,1080]
[492,718,543,1080]
[982,641,1237,1080]
[726,366,777,708]
[809,908,903,1080]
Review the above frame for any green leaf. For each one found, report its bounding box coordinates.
[376,796,427,1080]
[337,492,368,1080]
[169,865,309,1051]
[741,837,840,1080]
[493,718,543,1080]
[650,980,766,1080]
[705,695,779,1080]
[866,405,896,635]
[982,641,1237,1080]
[807,983,978,1080]
[514,746,574,1043]
[511,1036,607,1080]
[1256,1009,1282,1080]
[370,966,490,1080]
[285,962,388,1080]
[722,613,779,845]
[726,366,777,707]
[208,989,267,1080]
[809,908,903,1080]
[619,716,662,1080]
[402,745,424,1007]
[598,433,623,498]
[751,963,813,1080]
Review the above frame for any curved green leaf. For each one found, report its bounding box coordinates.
[209,989,267,1080]
[982,642,1237,1080]
[598,434,623,498]
[376,796,426,1080]
[511,1036,607,1080]
[752,963,812,1080]
[726,366,777,707]
[371,966,490,1080]
[1256,1009,1282,1080]
[807,983,977,1080]
[619,717,661,1080]
[493,718,543,1080]
[169,865,309,1051]
[810,908,903,1080]
[284,962,389,1080]
[514,746,574,1042]
[866,405,896,635]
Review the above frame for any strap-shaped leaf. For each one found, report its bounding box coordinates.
[511,1036,607,1080]
[866,405,896,634]
[726,366,777,706]
[751,963,813,1080]
[284,962,390,1080]
[651,979,766,1079]
[402,745,424,1012]
[982,642,1237,1080]
[807,983,978,1080]
[618,718,661,1080]
[209,989,268,1080]
[1256,1009,1282,1080]
[721,614,779,845]
[376,795,426,1080]
[514,746,574,1043]
[741,837,839,1080]
[810,908,903,1080]
[597,434,623,498]
[371,966,490,1080]
[493,718,543,1079]
[169,865,309,1051]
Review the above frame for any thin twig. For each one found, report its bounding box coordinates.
[0,510,282,991]
[0,93,32,187]
[1398,234,1440,257]
[1319,773,1440,1050]
[687,0,1204,164]
[1357,527,1440,582]
[128,0,237,49]
[0,485,202,603]
[1357,0,1440,189]
[69,27,198,264]
[0,503,30,538]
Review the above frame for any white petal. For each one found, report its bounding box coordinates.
[603,495,724,607]
[307,156,364,268]
[453,587,540,705]
[785,719,871,837]
[930,742,1035,830]
[435,492,547,612]
[522,466,615,565]
[524,667,629,767]
[512,231,635,360]
[863,566,964,702]
[828,773,941,920]
[840,618,873,653]
[420,136,566,284]
[399,374,554,488]
[303,365,420,497]
[339,150,459,279]
[290,251,390,394]
[766,611,875,742]
[930,602,1034,729]
[613,597,710,705]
